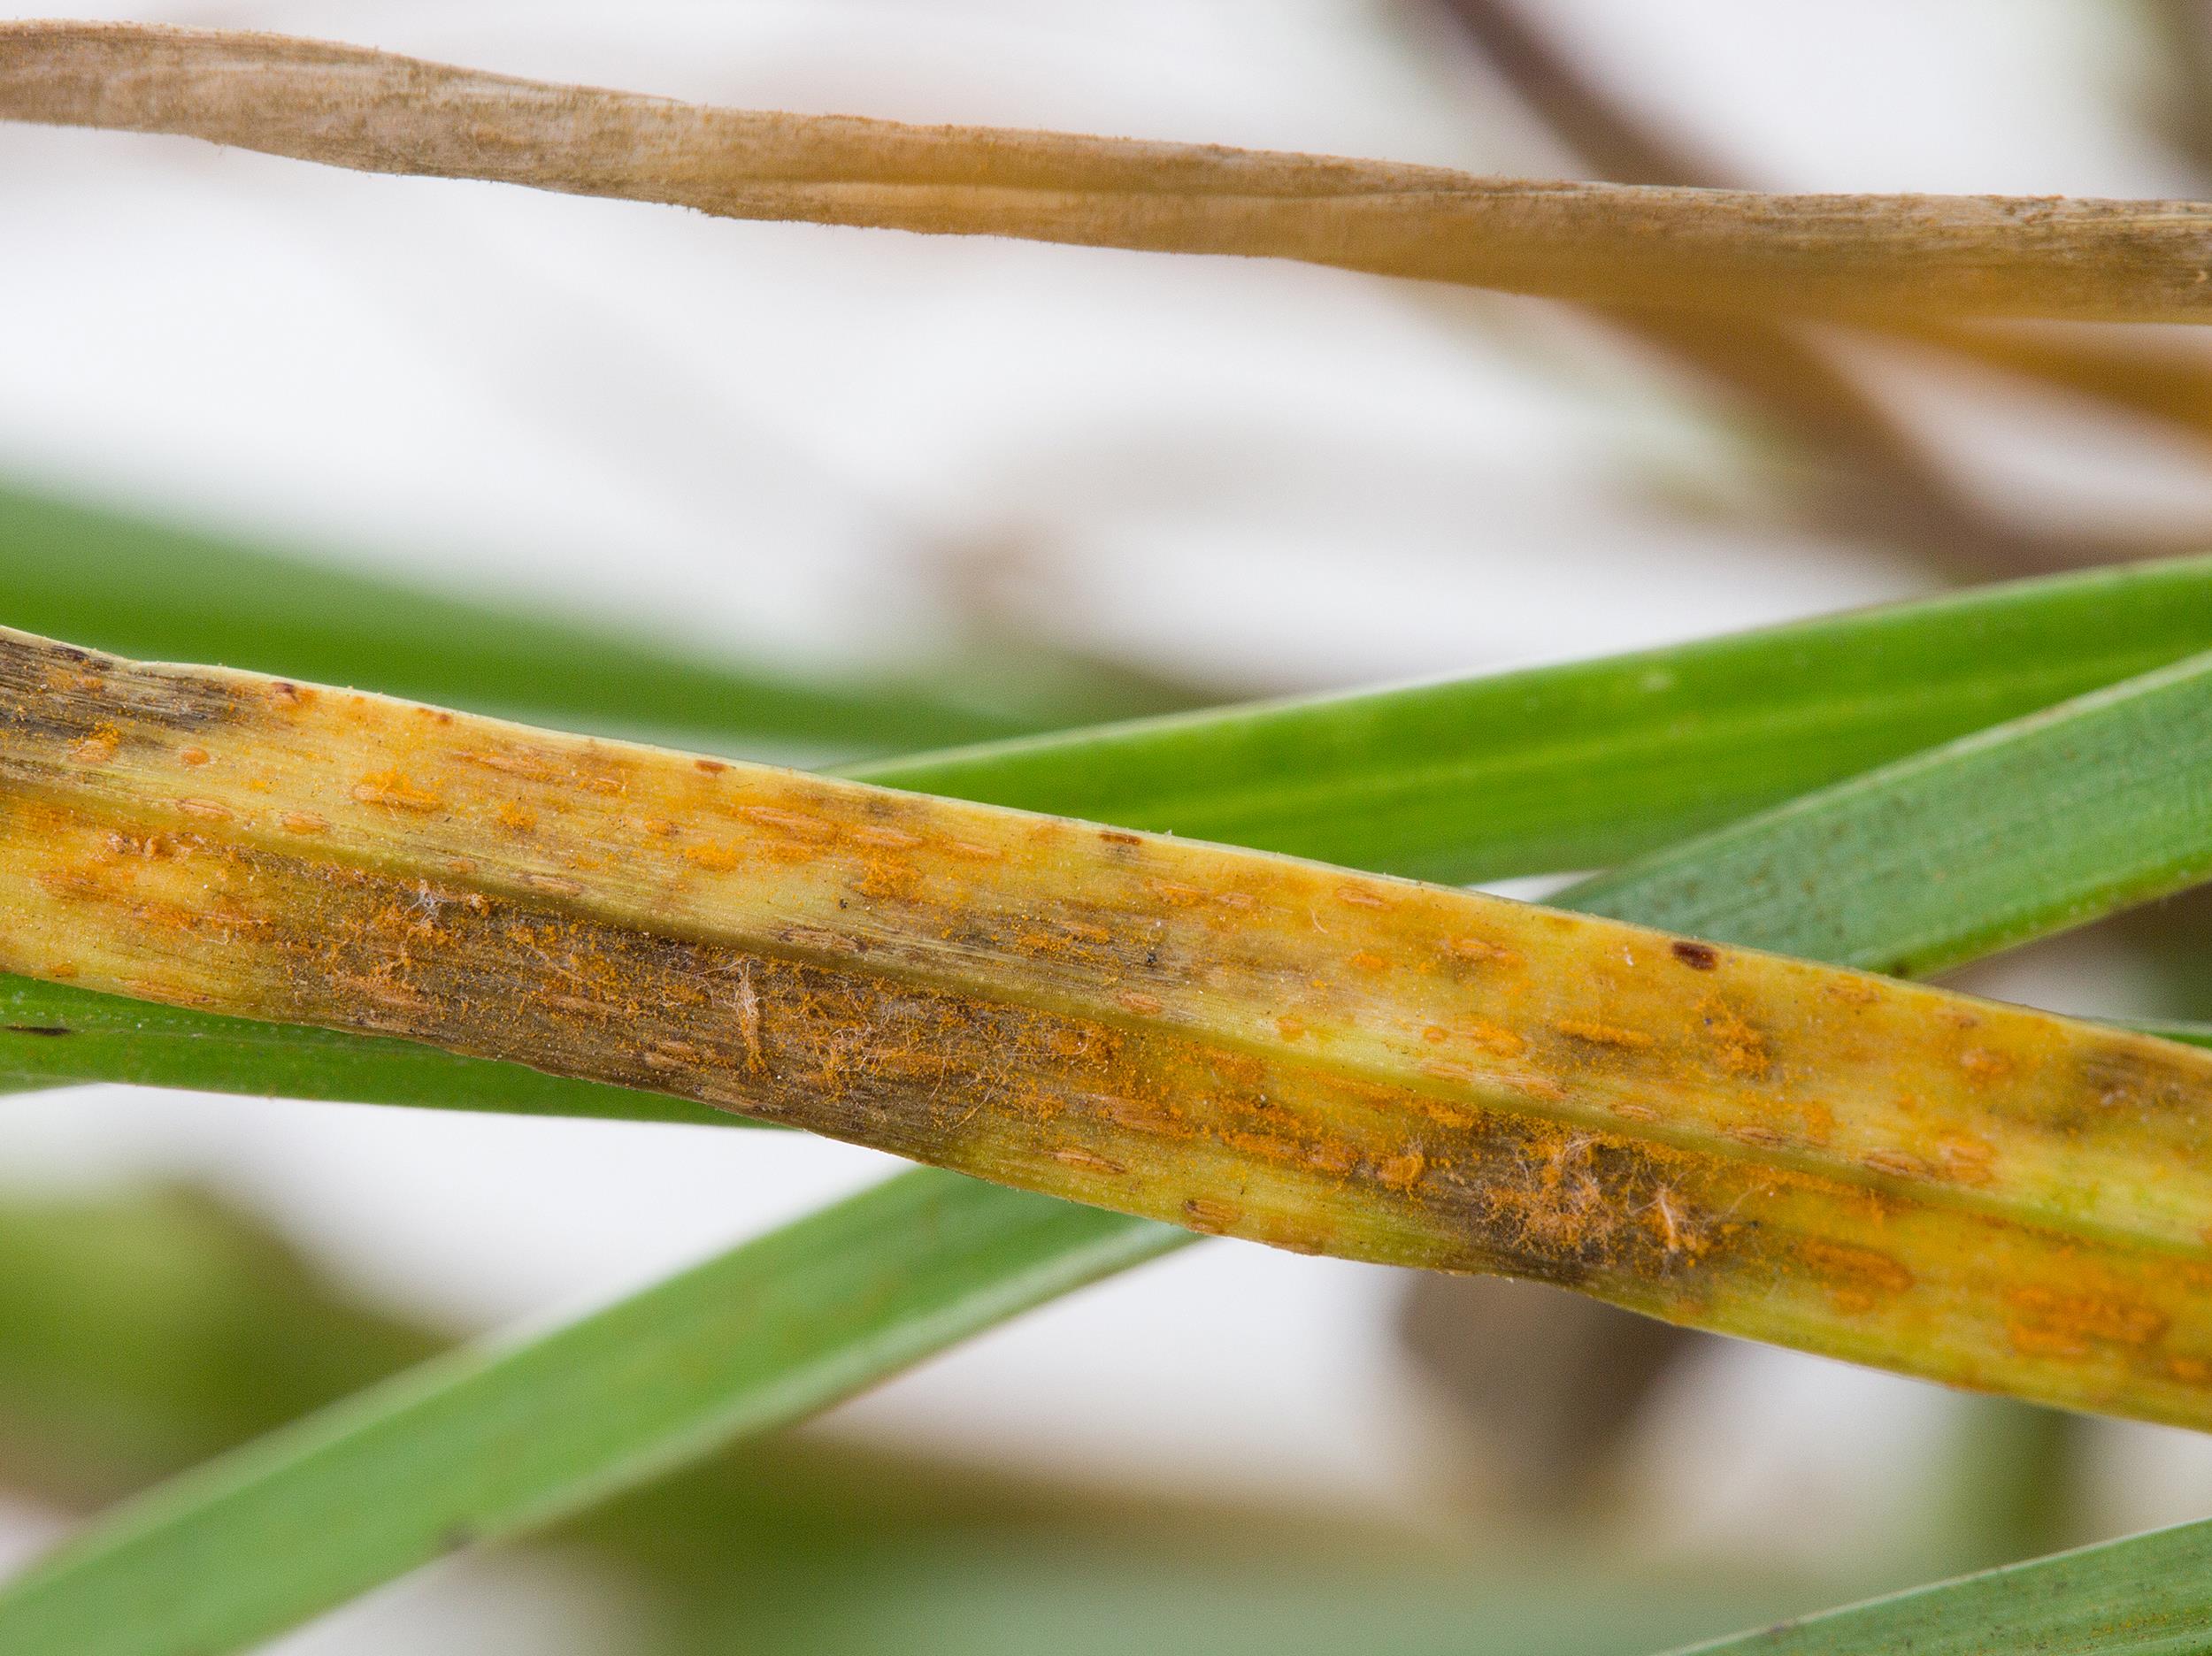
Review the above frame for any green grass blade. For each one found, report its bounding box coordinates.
[2129,1018,2212,1049]
[0,975,726,1126]
[0,1172,1183,1656]
[1569,649,2212,974]
[11,606,2212,1652]
[0,1179,1809,1655]
[4,559,2211,1116]
[1668,1517,2212,1654]
[0,482,1041,755]
[12,481,2201,878]
[850,555,2212,882]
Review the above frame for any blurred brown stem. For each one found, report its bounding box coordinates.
[11,23,2212,328]
[1432,0,2212,575]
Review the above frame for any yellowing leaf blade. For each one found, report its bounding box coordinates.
[5,627,2212,1427]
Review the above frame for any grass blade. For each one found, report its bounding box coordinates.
[7,626,2212,1428]
[12,606,2212,1652]
[853,555,2212,882]
[1570,650,2212,975]
[0,1171,1181,1656]
[11,22,2212,325]
[0,973,726,1127]
[0,482,1048,756]
[1669,1517,2212,1654]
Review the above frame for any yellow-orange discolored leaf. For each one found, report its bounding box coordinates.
[4,628,2212,1428]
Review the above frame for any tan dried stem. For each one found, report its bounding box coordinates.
[6,19,2212,325]
[1432,0,2212,574]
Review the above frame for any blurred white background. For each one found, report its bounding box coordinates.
[6,4,2212,1648]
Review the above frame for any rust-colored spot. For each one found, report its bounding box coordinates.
[265,680,313,708]
[1961,1046,2016,1085]
[1336,883,1390,909]
[1417,1096,1476,1129]
[1422,1025,1449,1044]
[1348,949,1390,973]
[685,842,741,873]
[1098,829,1143,847]
[694,757,727,774]
[178,745,211,767]
[1146,878,1208,908]
[1306,1139,1359,1177]
[1863,1148,1928,1180]
[1455,1020,1527,1058]
[1445,936,1521,967]
[1801,1238,1915,1314]
[1698,995,1770,1078]
[739,804,835,843]
[1671,939,1718,970]
[1556,1018,1655,1050]
[1377,1151,1427,1190]
[109,826,169,860]
[2008,1284,2168,1355]
[941,839,1002,862]
[1277,1014,1307,1040]
[1184,1196,1243,1229]
[453,749,551,782]
[38,869,101,903]
[1051,1146,1128,1176]
[69,723,120,763]
[1935,1133,1997,1185]
[496,802,538,833]
[851,824,921,850]
[351,770,442,811]
[173,797,232,822]
[278,810,327,835]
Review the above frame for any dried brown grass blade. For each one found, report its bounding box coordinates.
[6,19,2212,324]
